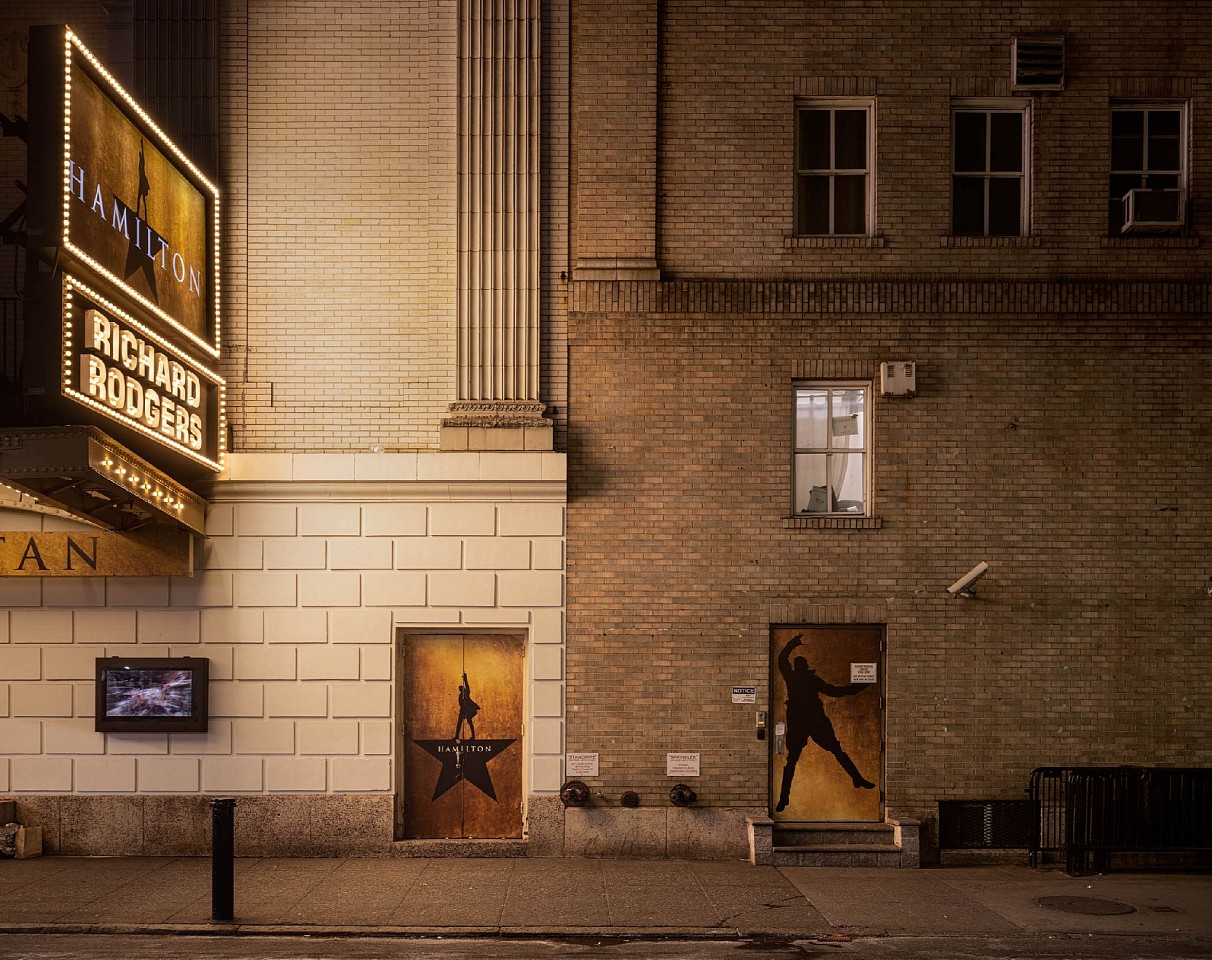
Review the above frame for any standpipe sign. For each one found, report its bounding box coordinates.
[57,28,220,357]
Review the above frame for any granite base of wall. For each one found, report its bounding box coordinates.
[2,795,396,857]
[3,794,762,861]
[525,796,763,860]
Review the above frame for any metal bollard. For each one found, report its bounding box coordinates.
[210,798,237,922]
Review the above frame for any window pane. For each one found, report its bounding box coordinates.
[830,389,865,449]
[834,110,867,169]
[989,113,1023,173]
[1111,110,1143,137]
[834,175,866,234]
[831,453,866,513]
[1149,110,1180,137]
[1111,132,1144,171]
[952,176,985,235]
[795,454,829,514]
[798,109,831,170]
[795,389,828,448]
[954,112,987,173]
[987,178,1022,236]
[1149,134,1180,172]
[1109,173,1142,200]
[1144,173,1180,191]
[796,175,830,234]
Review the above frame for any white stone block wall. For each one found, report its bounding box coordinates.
[0,452,566,808]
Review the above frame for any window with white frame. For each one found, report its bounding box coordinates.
[795,102,873,236]
[1109,102,1186,234]
[793,383,870,516]
[952,103,1029,236]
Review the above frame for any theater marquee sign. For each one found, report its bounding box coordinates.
[0,25,223,561]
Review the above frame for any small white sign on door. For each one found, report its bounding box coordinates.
[666,752,700,777]
[851,662,878,683]
[565,753,600,777]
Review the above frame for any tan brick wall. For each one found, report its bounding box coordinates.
[217,0,568,452]
[566,0,1212,851]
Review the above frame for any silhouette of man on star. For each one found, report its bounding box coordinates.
[776,634,874,813]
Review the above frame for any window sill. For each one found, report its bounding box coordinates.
[784,235,886,248]
[940,235,1040,248]
[1100,235,1200,248]
[783,516,883,530]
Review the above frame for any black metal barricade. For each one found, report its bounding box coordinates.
[1029,767,1212,875]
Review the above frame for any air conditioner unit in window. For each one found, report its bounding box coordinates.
[1121,188,1185,233]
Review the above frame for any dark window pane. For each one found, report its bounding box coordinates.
[1109,173,1142,200]
[1149,110,1180,137]
[796,175,830,234]
[954,112,986,172]
[798,110,830,170]
[1111,110,1143,137]
[988,178,1021,236]
[834,175,866,234]
[1108,198,1125,234]
[1111,133,1143,171]
[1149,135,1180,171]
[952,176,984,235]
[834,110,867,169]
[989,113,1023,172]
[1144,173,1180,190]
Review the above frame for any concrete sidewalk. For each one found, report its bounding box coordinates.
[0,857,1209,941]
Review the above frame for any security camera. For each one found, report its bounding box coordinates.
[947,561,990,598]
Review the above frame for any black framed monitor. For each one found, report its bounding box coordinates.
[94,657,209,733]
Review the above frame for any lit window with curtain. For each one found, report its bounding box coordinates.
[794,383,870,516]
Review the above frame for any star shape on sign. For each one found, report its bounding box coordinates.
[412,738,517,801]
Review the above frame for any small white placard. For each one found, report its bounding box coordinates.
[732,685,756,704]
[851,662,878,683]
[666,752,701,777]
[565,752,599,777]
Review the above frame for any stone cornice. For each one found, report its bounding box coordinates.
[203,479,566,503]
[569,278,1210,316]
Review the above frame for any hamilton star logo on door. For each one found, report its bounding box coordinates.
[412,670,516,801]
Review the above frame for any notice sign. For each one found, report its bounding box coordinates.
[851,663,878,683]
[565,752,599,777]
[732,685,756,704]
[666,752,700,777]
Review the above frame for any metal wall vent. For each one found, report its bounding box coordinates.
[1012,36,1065,91]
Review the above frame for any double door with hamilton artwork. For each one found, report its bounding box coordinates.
[398,633,525,839]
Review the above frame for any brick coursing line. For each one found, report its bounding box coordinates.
[569,280,1211,317]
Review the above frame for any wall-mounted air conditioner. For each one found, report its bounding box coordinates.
[1122,188,1185,234]
[880,361,916,398]
[1012,36,1065,91]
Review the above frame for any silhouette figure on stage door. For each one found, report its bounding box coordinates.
[775,634,874,813]
[454,671,479,741]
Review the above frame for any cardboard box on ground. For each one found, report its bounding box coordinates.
[0,801,44,859]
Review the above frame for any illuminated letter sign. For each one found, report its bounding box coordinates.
[62,275,225,471]
[53,27,220,358]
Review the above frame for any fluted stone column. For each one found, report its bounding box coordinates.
[441,0,551,451]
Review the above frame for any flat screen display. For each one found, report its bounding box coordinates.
[95,657,209,733]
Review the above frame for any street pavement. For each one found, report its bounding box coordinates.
[0,856,1209,950]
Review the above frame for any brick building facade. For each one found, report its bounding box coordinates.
[0,0,1209,865]
[562,0,1211,862]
